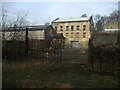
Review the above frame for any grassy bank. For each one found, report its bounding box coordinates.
[2,60,118,88]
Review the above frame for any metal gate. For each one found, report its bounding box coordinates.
[28,39,63,61]
[71,41,80,48]
[2,27,64,62]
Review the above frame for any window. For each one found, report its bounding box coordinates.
[66,26,69,31]
[83,25,86,30]
[83,32,86,38]
[76,25,80,30]
[71,26,74,31]
[66,33,69,37]
[60,26,63,31]
[111,27,113,29]
[55,26,57,30]
[71,32,74,38]
[76,32,80,38]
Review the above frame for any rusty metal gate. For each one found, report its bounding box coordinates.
[2,27,64,62]
[27,39,63,61]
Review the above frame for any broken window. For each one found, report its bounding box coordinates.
[55,26,57,30]
[76,25,80,30]
[66,33,69,37]
[83,25,86,30]
[66,26,69,31]
[60,26,63,31]
[71,26,74,31]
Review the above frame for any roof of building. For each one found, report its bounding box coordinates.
[26,25,48,30]
[52,16,92,23]
[2,25,50,32]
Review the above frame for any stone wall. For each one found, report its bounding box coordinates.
[2,30,45,41]
[52,21,91,48]
[103,20,120,30]
[93,32,118,47]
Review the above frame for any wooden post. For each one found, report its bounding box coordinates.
[117,31,120,88]
[89,34,94,73]
[116,31,120,88]
[26,28,28,57]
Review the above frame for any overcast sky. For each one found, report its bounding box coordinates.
[2,2,118,25]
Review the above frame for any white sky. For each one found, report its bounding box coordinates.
[2,0,120,2]
[2,1,119,25]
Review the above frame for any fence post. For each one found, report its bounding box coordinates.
[26,28,28,57]
[117,31,120,88]
[89,36,94,72]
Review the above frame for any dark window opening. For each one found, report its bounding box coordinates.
[66,33,69,37]
[71,26,74,31]
[55,26,57,30]
[77,25,80,30]
[60,26,63,31]
[66,26,69,31]
[83,25,86,30]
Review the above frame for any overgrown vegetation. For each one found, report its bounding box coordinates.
[2,60,118,88]
[88,43,120,77]
[2,41,26,61]
[2,38,120,88]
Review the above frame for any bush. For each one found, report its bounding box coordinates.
[2,41,26,62]
[89,44,120,75]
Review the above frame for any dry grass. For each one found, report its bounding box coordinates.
[2,60,118,88]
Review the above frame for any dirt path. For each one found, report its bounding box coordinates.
[62,49,88,64]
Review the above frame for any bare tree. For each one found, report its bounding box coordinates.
[81,14,87,17]
[12,10,29,27]
[109,10,120,21]
[94,14,108,31]
[94,9,119,32]
[94,14,102,31]
[2,8,9,28]
[94,14,101,24]
[2,9,30,40]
